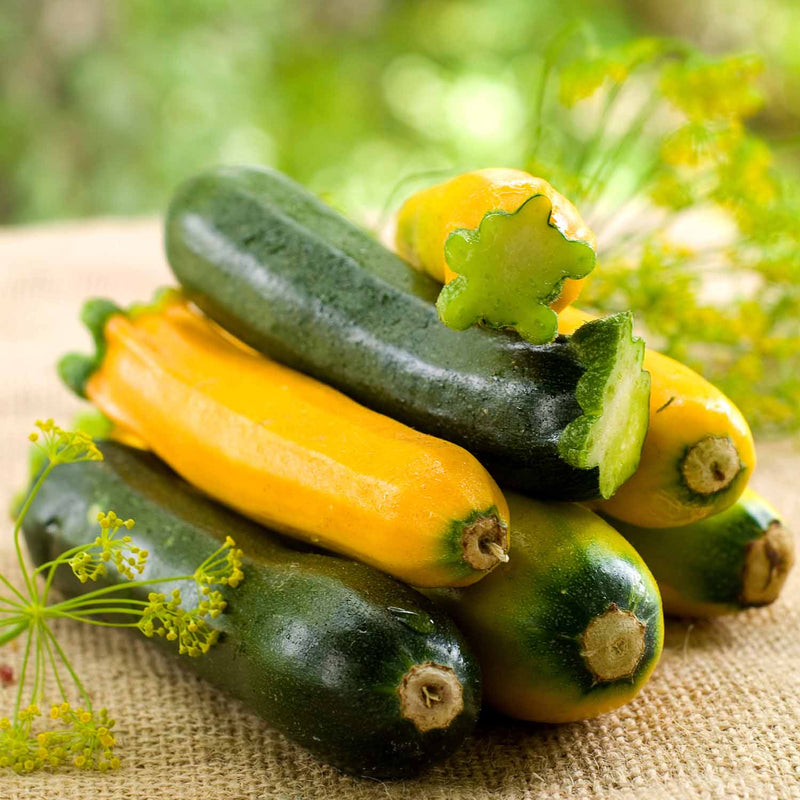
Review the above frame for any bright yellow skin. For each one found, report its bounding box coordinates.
[86,299,510,587]
[395,168,595,311]
[559,307,756,527]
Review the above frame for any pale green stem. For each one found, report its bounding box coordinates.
[33,542,94,578]
[0,572,28,607]
[55,597,148,608]
[40,625,68,703]
[0,593,25,610]
[38,543,97,606]
[590,159,662,243]
[62,607,145,617]
[12,462,55,601]
[32,623,45,706]
[529,21,585,162]
[573,82,624,179]
[57,612,141,628]
[42,625,91,711]
[49,574,196,611]
[13,626,34,718]
[581,93,663,204]
[0,620,28,644]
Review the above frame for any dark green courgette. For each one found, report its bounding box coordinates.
[609,488,796,617]
[21,441,481,779]
[165,166,650,501]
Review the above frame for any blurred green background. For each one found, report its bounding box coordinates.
[2,0,799,225]
[2,0,799,434]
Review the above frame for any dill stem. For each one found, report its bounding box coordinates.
[573,82,624,178]
[32,624,45,706]
[61,607,144,618]
[12,462,54,602]
[50,575,196,611]
[42,625,91,711]
[13,627,34,718]
[582,93,662,204]
[54,597,148,608]
[0,593,25,610]
[36,543,96,604]
[40,625,68,703]
[57,613,141,628]
[0,620,28,645]
[529,21,584,161]
[0,572,28,607]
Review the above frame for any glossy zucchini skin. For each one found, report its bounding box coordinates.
[165,166,648,501]
[21,442,481,779]
[428,494,664,723]
[609,489,796,617]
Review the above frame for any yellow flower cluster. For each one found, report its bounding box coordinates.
[660,54,763,121]
[28,419,103,467]
[138,589,221,657]
[194,536,244,589]
[0,704,118,773]
[69,511,147,583]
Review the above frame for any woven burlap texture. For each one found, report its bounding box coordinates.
[1,219,799,800]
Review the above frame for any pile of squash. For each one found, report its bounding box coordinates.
[23,166,794,779]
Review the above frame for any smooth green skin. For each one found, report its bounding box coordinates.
[21,442,481,779]
[439,195,596,343]
[429,494,663,722]
[165,165,649,502]
[609,489,784,616]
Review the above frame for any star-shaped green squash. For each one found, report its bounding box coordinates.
[436,194,597,344]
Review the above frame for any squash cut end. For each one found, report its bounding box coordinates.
[460,514,509,572]
[581,604,647,683]
[681,435,742,495]
[558,312,651,499]
[741,521,795,606]
[437,195,596,344]
[398,662,464,733]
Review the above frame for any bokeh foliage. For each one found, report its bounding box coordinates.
[1,1,798,434]
[0,0,635,222]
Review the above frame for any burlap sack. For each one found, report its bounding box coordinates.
[1,220,798,799]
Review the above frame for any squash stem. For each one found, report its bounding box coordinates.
[741,522,796,606]
[581,603,646,683]
[680,435,742,495]
[397,662,464,733]
[460,516,509,572]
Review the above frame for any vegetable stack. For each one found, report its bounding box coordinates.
[9,162,793,781]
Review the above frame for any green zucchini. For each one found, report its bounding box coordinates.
[165,166,650,501]
[428,494,663,723]
[609,489,796,617]
[21,441,481,778]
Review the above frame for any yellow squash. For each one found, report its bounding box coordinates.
[60,295,510,587]
[395,169,597,344]
[395,168,595,311]
[559,307,756,527]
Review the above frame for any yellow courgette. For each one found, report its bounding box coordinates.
[395,168,596,343]
[58,294,510,587]
[559,306,756,527]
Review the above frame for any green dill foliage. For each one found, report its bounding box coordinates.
[0,420,244,773]
[526,34,800,435]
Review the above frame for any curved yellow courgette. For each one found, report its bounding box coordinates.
[59,295,510,587]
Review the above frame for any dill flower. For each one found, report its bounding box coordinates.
[1,421,245,772]
[69,511,146,583]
